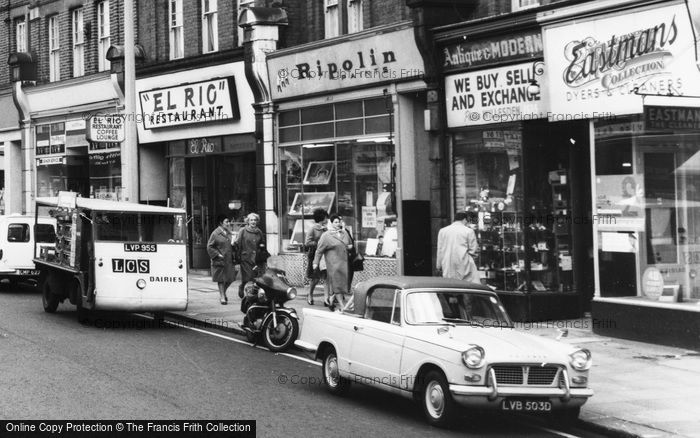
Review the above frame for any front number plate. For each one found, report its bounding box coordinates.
[17,270,40,276]
[501,399,552,412]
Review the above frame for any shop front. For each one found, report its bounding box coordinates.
[266,22,431,286]
[11,73,123,213]
[438,21,594,321]
[542,0,700,348]
[136,62,257,269]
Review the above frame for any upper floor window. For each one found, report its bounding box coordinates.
[325,0,364,39]
[170,0,184,59]
[16,21,27,52]
[72,8,85,77]
[98,1,111,71]
[49,16,60,82]
[347,0,363,34]
[202,0,218,53]
[512,0,541,11]
[325,0,340,39]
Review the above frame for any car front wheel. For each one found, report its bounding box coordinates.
[421,370,457,428]
[321,348,350,395]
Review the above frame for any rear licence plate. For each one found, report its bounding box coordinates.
[501,399,552,412]
[17,270,40,276]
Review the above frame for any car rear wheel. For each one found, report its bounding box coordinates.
[421,370,457,428]
[42,280,59,313]
[321,348,350,395]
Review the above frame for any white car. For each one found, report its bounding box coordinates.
[296,276,593,427]
[0,215,56,287]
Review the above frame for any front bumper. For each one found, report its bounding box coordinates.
[450,369,593,410]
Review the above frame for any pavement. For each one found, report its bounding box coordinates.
[168,270,700,438]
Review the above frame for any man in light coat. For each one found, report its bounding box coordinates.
[436,211,479,283]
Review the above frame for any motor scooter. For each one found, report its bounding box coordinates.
[241,267,299,352]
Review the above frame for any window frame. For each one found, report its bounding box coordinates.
[324,0,340,39]
[347,0,363,34]
[72,8,85,77]
[202,0,218,53]
[16,21,27,52]
[97,1,111,71]
[49,16,60,82]
[7,224,30,243]
[169,0,184,60]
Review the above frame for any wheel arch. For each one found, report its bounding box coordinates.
[413,362,449,400]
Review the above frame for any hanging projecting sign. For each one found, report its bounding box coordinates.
[139,77,239,130]
[445,61,547,127]
[87,115,125,143]
[268,26,425,100]
[543,2,700,119]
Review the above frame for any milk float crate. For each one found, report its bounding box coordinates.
[34,191,189,322]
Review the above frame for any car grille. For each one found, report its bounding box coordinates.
[491,365,561,386]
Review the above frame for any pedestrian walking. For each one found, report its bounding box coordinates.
[313,214,352,311]
[305,208,329,305]
[236,212,268,304]
[207,214,236,305]
[436,211,479,283]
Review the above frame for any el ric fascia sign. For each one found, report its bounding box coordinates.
[86,115,125,143]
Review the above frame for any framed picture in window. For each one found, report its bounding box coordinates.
[303,161,335,185]
[289,192,335,216]
[290,219,315,245]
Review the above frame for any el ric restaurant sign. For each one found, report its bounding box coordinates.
[543,3,700,118]
[443,28,543,71]
[268,27,425,100]
[139,78,239,130]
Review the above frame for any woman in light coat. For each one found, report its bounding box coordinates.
[305,208,329,305]
[235,212,267,300]
[207,214,236,304]
[313,214,353,310]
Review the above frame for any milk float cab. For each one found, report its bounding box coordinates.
[34,191,188,320]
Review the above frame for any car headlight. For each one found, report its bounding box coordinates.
[569,348,592,371]
[287,287,297,300]
[462,345,485,369]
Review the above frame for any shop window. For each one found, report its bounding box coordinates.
[97,1,111,72]
[454,128,528,292]
[594,119,700,302]
[279,141,396,258]
[169,157,186,209]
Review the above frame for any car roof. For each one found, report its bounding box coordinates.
[36,197,186,214]
[350,276,495,317]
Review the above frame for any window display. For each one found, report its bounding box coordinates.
[279,141,396,257]
[594,118,700,303]
[454,127,568,292]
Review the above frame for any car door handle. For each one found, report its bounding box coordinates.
[354,326,363,331]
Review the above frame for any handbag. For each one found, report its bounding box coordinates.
[347,231,365,272]
[231,241,242,265]
[255,243,271,264]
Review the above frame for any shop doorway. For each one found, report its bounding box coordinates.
[188,153,257,269]
[523,121,594,310]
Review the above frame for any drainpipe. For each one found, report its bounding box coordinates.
[239,2,288,255]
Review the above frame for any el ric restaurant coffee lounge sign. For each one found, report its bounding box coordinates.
[139,78,239,130]
[87,115,124,143]
[268,27,425,100]
[544,2,700,118]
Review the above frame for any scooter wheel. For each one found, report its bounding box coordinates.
[262,313,299,352]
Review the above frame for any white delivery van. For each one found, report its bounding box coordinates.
[0,215,56,287]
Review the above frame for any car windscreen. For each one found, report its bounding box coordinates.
[93,213,186,243]
[405,291,512,328]
[35,224,56,243]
